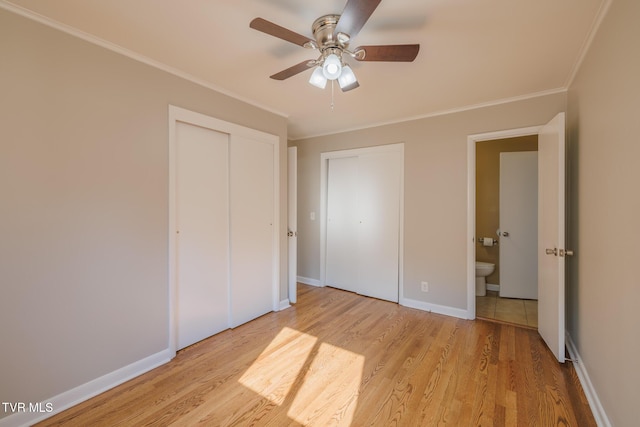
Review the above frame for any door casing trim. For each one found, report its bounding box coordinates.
[466,126,542,319]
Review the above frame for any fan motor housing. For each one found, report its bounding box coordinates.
[312,14,345,49]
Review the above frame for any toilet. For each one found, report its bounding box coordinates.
[475,261,495,296]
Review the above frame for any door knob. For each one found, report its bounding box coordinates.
[501,231,510,237]
[545,248,558,256]
[559,249,574,257]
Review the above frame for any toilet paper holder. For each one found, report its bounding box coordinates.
[478,237,498,246]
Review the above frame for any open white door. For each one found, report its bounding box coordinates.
[288,147,298,304]
[538,112,568,363]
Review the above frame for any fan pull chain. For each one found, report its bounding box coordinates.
[331,80,335,112]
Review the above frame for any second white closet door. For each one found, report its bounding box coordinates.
[358,151,400,302]
[230,135,275,327]
[325,151,400,302]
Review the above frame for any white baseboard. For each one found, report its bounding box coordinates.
[0,349,172,427]
[565,333,611,427]
[400,297,469,320]
[278,299,291,311]
[297,276,322,287]
[486,283,500,292]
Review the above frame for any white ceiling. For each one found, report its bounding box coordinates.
[5,0,606,139]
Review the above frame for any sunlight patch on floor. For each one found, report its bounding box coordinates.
[287,342,364,425]
[238,327,365,425]
[238,326,318,405]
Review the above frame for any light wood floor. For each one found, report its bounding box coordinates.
[37,284,595,426]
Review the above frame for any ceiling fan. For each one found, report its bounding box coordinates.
[250,0,420,92]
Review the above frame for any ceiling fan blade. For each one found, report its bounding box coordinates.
[335,0,382,39]
[270,61,314,80]
[355,44,420,62]
[250,18,314,47]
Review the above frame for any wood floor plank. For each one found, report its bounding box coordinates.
[36,284,596,426]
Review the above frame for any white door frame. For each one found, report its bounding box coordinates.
[287,146,297,304]
[466,126,541,319]
[320,143,405,300]
[168,105,280,357]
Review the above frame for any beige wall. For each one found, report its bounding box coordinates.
[567,0,640,424]
[292,93,565,310]
[476,135,538,286]
[0,8,288,416]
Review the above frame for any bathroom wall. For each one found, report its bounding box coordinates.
[475,135,538,286]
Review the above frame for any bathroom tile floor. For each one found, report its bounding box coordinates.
[476,290,538,328]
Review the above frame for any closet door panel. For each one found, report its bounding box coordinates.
[357,152,401,302]
[175,122,229,350]
[325,157,360,293]
[229,135,274,327]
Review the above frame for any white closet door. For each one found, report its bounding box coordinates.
[175,122,229,350]
[326,156,360,293]
[325,150,401,302]
[229,135,275,327]
[357,152,400,302]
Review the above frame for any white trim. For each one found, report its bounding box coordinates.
[564,0,614,88]
[468,125,543,143]
[290,88,566,140]
[400,298,469,320]
[466,135,477,319]
[287,146,298,304]
[297,276,323,287]
[278,299,291,311]
[168,105,280,355]
[0,1,288,119]
[398,144,406,304]
[272,141,281,315]
[467,125,543,320]
[319,143,405,301]
[566,333,612,427]
[0,349,171,427]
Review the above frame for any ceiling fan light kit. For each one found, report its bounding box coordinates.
[309,67,328,89]
[338,65,359,91]
[250,0,419,97]
[321,53,343,80]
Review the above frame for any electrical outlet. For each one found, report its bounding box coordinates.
[421,281,429,292]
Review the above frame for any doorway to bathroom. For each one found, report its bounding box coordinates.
[467,113,568,362]
[475,135,538,328]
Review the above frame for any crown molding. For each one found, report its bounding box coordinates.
[0,1,289,119]
[290,87,567,141]
[564,0,613,88]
